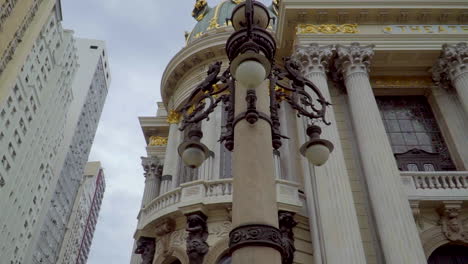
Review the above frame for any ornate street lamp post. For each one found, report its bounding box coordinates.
[177,0,334,263]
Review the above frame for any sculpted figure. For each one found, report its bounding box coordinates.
[186,212,209,264]
[279,211,298,264]
[135,237,156,264]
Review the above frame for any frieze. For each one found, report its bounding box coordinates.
[229,224,284,255]
[149,136,168,146]
[383,25,468,34]
[297,24,358,34]
[371,76,434,89]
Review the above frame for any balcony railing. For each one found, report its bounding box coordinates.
[400,171,468,200]
[138,178,302,229]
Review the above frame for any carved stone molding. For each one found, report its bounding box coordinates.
[432,42,468,89]
[155,218,176,258]
[438,201,468,243]
[186,212,209,264]
[334,42,375,80]
[135,237,156,264]
[141,156,163,179]
[293,44,334,74]
[279,211,298,264]
[409,201,423,229]
[229,224,284,256]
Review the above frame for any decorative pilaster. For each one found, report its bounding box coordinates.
[155,218,176,258]
[141,157,163,207]
[186,212,209,264]
[134,237,156,264]
[335,42,426,263]
[433,42,468,114]
[162,110,182,192]
[293,44,367,263]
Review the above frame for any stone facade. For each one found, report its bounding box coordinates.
[131,1,468,263]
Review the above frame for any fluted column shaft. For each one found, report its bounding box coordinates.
[162,122,181,192]
[431,87,468,169]
[142,174,159,207]
[141,157,163,207]
[294,45,367,264]
[452,68,468,114]
[336,43,426,263]
[433,42,468,115]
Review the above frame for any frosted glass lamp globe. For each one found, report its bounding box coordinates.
[235,60,266,89]
[304,143,331,166]
[182,146,206,169]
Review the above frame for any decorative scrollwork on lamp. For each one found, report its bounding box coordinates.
[177,0,334,168]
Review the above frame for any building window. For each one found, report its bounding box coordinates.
[376,96,455,171]
[220,103,232,179]
[90,45,98,49]
[428,244,468,264]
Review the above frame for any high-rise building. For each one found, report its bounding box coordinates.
[27,39,110,264]
[131,1,468,264]
[0,2,79,263]
[56,162,106,264]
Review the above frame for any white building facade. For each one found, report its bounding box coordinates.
[56,162,106,264]
[132,1,468,264]
[27,39,110,264]
[0,5,78,264]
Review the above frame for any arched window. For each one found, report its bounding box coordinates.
[217,254,231,264]
[428,244,468,264]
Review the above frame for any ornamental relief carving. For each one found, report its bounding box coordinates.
[438,206,468,243]
[209,221,232,238]
[432,42,468,89]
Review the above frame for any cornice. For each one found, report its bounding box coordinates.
[161,31,233,107]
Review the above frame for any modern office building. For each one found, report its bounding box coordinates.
[56,162,106,264]
[131,1,468,264]
[27,39,110,264]
[0,2,78,263]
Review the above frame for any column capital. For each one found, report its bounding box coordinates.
[141,156,163,178]
[335,42,375,79]
[292,44,334,75]
[432,42,468,89]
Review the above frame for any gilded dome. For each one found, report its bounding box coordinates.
[186,0,278,44]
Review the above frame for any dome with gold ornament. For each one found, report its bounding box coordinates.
[186,0,279,44]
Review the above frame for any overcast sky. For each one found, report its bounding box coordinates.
[60,1,268,263]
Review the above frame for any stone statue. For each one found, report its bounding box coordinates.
[439,206,468,243]
[186,212,209,264]
[134,237,156,264]
[279,211,298,264]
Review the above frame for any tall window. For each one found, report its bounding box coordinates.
[220,103,232,179]
[376,96,455,171]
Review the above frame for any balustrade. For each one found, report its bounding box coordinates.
[401,171,468,200]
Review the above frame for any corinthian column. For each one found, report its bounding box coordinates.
[141,156,162,207]
[293,44,367,264]
[335,43,426,263]
[433,42,468,115]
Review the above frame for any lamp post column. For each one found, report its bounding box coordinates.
[294,44,367,263]
[335,43,426,263]
[433,42,468,116]
[231,80,282,264]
